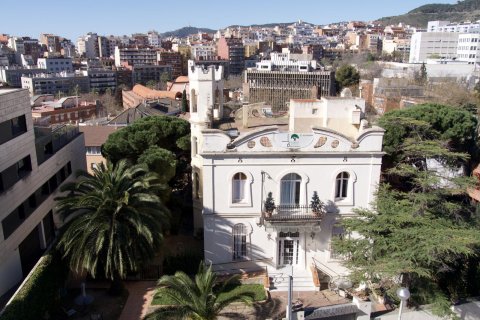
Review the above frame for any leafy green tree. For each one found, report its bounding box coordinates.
[334,105,480,316]
[335,64,360,93]
[146,262,255,320]
[378,103,478,168]
[182,89,188,113]
[56,160,169,290]
[161,71,172,84]
[146,80,158,90]
[102,116,190,189]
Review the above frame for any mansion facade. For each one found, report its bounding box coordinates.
[188,61,384,289]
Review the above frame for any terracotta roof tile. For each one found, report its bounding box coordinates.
[79,126,119,146]
[132,84,180,100]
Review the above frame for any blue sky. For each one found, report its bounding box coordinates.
[0,0,456,40]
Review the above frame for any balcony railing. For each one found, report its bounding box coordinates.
[34,124,80,165]
[263,204,325,222]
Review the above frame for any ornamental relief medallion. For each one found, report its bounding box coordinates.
[314,136,327,148]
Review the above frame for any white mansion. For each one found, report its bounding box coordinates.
[188,61,384,289]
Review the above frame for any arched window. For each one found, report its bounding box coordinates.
[281,173,301,205]
[232,223,247,260]
[194,172,200,199]
[335,172,349,200]
[190,89,197,113]
[232,172,247,203]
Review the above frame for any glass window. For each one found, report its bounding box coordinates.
[335,172,349,200]
[280,173,301,205]
[232,172,247,203]
[233,223,247,260]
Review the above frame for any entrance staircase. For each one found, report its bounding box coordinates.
[267,267,316,291]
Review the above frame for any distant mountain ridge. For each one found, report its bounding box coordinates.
[160,21,315,38]
[161,27,216,38]
[377,0,480,27]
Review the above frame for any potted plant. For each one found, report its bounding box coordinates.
[310,191,325,217]
[264,192,275,217]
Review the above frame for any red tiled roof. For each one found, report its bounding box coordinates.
[132,84,180,100]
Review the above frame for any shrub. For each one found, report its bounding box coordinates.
[162,251,203,276]
[0,251,67,320]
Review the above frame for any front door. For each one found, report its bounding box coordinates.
[278,238,299,266]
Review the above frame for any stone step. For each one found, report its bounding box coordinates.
[269,271,316,291]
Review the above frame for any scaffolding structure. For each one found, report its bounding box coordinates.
[245,70,336,112]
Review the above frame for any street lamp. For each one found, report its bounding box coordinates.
[396,287,410,320]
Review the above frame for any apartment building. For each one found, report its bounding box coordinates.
[457,33,480,64]
[114,47,157,67]
[217,36,245,75]
[79,125,118,174]
[77,33,99,59]
[21,73,90,96]
[188,61,384,290]
[0,67,45,87]
[157,51,183,79]
[86,68,117,92]
[427,20,480,33]
[0,88,86,297]
[39,34,61,53]
[37,57,73,73]
[131,64,172,86]
[31,96,99,126]
[244,52,335,111]
[409,32,459,63]
[147,31,161,47]
[191,44,216,61]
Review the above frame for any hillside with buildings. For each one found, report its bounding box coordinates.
[377,0,480,27]
[161,27,216,38]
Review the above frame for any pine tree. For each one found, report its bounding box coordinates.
[333,104,480,316]
[420,62,427,84]
[181,89,188,113]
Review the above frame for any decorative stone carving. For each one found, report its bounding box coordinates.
[247,140,256,148]
[260,136,272,147]
[331,140,339,148]
[314,136,327,148]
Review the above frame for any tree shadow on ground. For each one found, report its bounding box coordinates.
[220,295,285,320]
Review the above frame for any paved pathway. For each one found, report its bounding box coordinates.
[219,290,351,320]
[118,283,350,320]
[118,281,157,320]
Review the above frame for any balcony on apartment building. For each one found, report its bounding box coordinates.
[34,124,80,165]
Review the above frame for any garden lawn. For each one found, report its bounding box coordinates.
[152,283,266,305]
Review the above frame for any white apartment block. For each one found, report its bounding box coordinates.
[0,89,86,297]
[188,61,384,290]
[254,52,317,72]
[409,32,459,63]
[191,44,216,61]
[148,31,161,47]
[457,33,480,64]
[428,20,480,33]
[37,57,73,73]
[382,38,411,55]
[77,33,98,59]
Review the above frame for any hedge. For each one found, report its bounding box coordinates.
[0,251,67,320]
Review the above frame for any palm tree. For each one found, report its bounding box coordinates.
[146,262,256,320]
[56,160,169,285]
